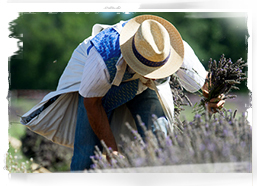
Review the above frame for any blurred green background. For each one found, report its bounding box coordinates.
[9,12,249,92]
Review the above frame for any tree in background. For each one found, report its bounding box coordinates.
[8,12,249,92]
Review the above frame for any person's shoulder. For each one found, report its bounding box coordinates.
[91,20,127,36]
[110,20,128,34]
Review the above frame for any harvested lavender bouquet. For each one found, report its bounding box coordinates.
[196,54,247,113]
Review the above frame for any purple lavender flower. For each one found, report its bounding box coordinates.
[195,114,201,118]
[200,144,206,151]
[223,129,228,135]
[166,137,173,146]
[207,143,216,152]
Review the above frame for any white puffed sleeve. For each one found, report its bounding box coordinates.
[79,46,112,98]
[176,41,207,93]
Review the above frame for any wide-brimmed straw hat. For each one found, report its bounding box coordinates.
[120,15,184,79]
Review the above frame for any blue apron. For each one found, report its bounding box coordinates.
[89,25,139,116]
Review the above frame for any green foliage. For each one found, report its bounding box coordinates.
[9,12,248,92]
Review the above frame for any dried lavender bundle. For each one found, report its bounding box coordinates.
[197,54,247,113]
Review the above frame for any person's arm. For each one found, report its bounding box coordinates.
[176,41,207,93]
[83,97,118,155]
[176,41,225,113]
[78,45,120,158]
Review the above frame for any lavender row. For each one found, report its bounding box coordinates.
[89,109,251,172]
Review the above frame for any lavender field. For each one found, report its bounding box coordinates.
[7,90,252,173]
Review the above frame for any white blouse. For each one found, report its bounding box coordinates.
[78,40,207,98]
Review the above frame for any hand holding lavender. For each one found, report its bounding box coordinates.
[198,54,247,113]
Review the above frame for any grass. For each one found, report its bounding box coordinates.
[7,97,39,173]
[8,97,35,147]
[8,124,26,139]
[6,147,34,173]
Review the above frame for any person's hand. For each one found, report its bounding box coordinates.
[141,78,156,90]
[201,72,226,113]
[106,151,125,164]
[112,151,125,159]
[202,89,225,113]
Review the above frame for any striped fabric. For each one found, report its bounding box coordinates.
[176,41,206,93]
[78,47,112,97]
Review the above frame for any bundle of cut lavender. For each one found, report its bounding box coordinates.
[196,54,247,113]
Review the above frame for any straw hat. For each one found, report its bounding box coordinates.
[120,15,184,79]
